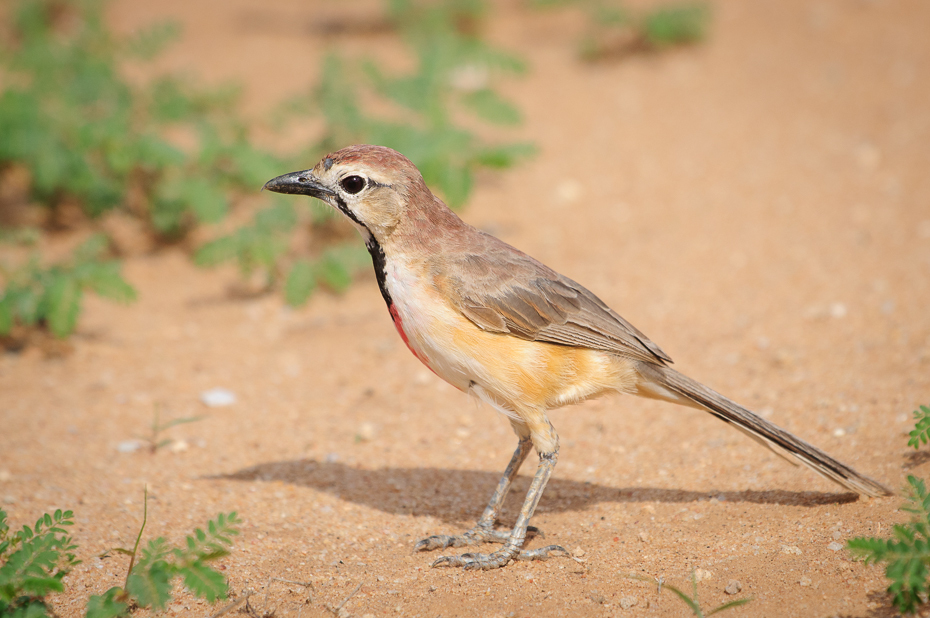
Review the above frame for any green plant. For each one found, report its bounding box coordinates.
[530,0,709,60]
[848,475,930,614]
[0,507,80,617]
[87,488,242,618]
[641,3,708,47]
[626,571,752,617]
[0,0,285,238]
[0,493,242,618]
[200,0,535,303]
[141,404,204,453]
[288,0,535,209]
[0,234,136,338]
[908,405,930,450]
[2,0,536,318]
[0,227,40,246]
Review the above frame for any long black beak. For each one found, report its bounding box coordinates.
[263,170,336,199]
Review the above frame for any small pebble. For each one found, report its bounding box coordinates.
[694,568,713,582]
[827,541,844,551]
[619,596,638,609]
[800,576,812,587]
[781,545,802,555]
[357,422,377,442]
[557,180,583,203]
[200,387,236,407]
[117,439,144,453]
[725,580,742,595]
[572,546,586,558]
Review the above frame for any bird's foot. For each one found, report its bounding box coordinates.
[430,544,569,571]
[414,525,542,552]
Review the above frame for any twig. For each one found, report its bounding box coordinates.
[209,590,252,618]
[123,485,148,592]
[271,577,314,587]
[326,582,363,616]
[270,577,314,604]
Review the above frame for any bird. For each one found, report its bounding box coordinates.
[263,144,892,571]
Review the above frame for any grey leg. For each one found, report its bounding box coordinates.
[430,448,569,570]
[414,435,535,551]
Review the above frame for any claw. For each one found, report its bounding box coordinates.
[414,534,456,552]
[431,550,514,570]
[515,544,569,561]
[431,545,570,570]
[414,525,511,552]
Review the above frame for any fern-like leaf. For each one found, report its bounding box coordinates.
[848,474,930,614]
[85,587,129,618]
[284,259,316,307]
[908,405,930,450]
[178,562,227,603]
[42,275,81,338]
[126,561,171,609]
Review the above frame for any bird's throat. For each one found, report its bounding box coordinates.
[366,236,437,374]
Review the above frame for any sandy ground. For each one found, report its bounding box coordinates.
[2,0,930,616]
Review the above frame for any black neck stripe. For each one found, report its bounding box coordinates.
[334,196,366,229]
[332,196,392,310]
[366,237,392,309]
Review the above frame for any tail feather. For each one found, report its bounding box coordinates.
[641,365,892,498]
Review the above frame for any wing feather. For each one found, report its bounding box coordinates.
[444,232,672,365]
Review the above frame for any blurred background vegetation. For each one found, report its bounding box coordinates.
[0,0,708,347]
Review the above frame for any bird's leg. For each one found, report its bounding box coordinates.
[430,443,569,570]
[414,434,534,551]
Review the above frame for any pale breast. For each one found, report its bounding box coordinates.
[383,257,636,412]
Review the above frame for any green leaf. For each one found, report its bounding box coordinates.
[461,89,521,125]
[707,597,754,615]
[177,178,228,224]
[436,164,472,209]
[85,587,129,618]
[908,405,930,450]
[20,575,64,596]
[125,21,180,60]
[254,203,296,234]
[79,263,137,303]
[847,473,930,614]
[643,3,709,47]
[474,143,536,169]
[0,296,13,334]
[225,144,283,189]
[316,252,353,293]
[5,600,52,618]
[43,276,81,337]
[72,234,110,265]
[178,562,227,603]
[284,259,316,307]
[194,236,240,267]
[134,134,185,170]
[126,562,172,609]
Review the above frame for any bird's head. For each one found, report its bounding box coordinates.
[263,145,438,244]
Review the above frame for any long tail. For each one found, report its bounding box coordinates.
[637,364,892,497]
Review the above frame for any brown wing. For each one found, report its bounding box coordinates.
[443,232,672,366]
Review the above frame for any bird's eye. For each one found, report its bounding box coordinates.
[340,175,366,194]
